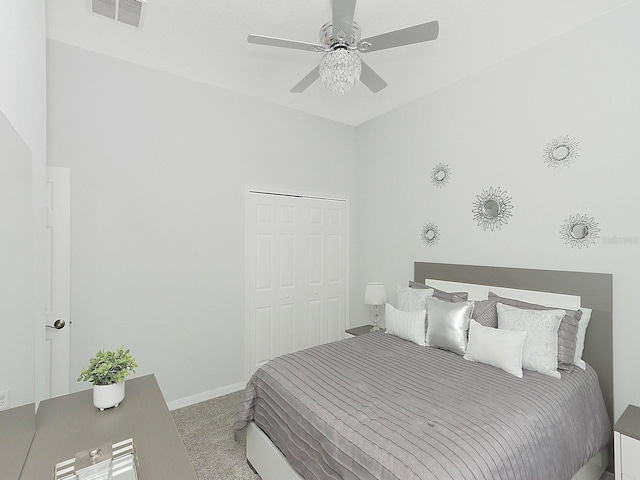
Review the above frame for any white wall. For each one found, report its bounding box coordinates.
[0,112,34,408]
[46,40,358,403]
[0,0,47,406]
[0,1,46,150]
[355,2,640,419]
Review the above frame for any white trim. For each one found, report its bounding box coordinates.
[614,431,622,480]
[244,191,252,382]
[166,382,245,411]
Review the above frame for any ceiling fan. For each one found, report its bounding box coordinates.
[247,0,439,95]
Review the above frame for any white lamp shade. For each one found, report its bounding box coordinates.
[364,282,387,306]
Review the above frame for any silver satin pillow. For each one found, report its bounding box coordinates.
[425,296,474,356]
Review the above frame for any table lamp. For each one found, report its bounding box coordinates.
[364,282,387,332]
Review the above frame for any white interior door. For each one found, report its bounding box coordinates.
[245,191,347,378]
[45,167,71,398]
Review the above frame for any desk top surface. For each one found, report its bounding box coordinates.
[0,403,34,480]
[346,325,386,336]
[615,404,640,442]
[21,374,197,480]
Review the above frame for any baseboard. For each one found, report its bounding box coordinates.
[166,381,246,411]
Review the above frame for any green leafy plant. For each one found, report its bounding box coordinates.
[77,346,138,386]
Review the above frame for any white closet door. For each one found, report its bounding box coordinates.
[245,192,347,378]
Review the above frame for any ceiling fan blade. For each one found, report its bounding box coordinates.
[290,66,320,93]
[360,61,387,93]
[248,34,324,52]
[331,0,357,40]
[358,20,439,53]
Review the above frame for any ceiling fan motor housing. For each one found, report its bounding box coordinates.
[320,21,361,50]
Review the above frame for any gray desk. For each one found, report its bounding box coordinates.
[0,403,34,480]
[21,374,197,480]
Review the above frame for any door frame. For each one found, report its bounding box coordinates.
[42,166,71,399]
[244,187,350,380]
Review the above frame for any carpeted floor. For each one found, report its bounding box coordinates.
[172,391,615,480]
[171,391,258,480]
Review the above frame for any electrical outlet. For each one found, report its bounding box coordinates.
[0,390,9,411]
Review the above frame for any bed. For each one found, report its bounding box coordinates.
[234,262,613,480]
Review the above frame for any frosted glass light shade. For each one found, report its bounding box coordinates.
[364,282,387,306]
[319,49,361,95]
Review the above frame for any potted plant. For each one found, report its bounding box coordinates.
[78,345,138,410]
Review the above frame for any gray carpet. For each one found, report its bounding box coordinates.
[171,391,258,480]
[172,391,615,480]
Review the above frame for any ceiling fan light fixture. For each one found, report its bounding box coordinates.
[319,49,361,95]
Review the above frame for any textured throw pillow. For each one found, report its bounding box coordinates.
[488,292,582,372]
[497,303,564,379]
[425,297,474,355]
[573,307,592,369]
[409,281,469,302]
[471,298,499,328]
[464,319,527,378]
[397,285,433,312]
[385,303,427,346]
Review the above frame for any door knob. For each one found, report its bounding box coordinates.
[46,319,66,330]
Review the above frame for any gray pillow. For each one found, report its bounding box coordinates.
[425,296,474,356]
[487,292,582,372]
[409,281,469,302]
[471,298,499,328]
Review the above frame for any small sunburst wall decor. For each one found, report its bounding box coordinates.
[430,163,451,187]
[472,187,514,231]
[560,214,600,248]
[543,136,580,169]
[421,223,440,246]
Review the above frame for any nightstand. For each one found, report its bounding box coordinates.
[345,325,386,337]
[614,404,640,480]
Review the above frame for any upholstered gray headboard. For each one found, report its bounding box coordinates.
[414,262,614,427]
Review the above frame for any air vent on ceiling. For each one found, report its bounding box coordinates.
[91,0,147,29]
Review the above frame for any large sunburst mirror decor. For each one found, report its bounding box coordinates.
[421,223,440,246]
[472,187,514,231]
[430,163,452,188]
[560,214,600,248]
[543,136,580,169]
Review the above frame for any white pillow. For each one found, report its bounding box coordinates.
[497,303,564,379]
[464,320,527,378]
[397,285,434,312]
[573,307,592,369]
[385,303,427,346]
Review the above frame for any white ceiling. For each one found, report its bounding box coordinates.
[46,0,631,126]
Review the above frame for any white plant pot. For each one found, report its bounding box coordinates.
[93,382,125,411]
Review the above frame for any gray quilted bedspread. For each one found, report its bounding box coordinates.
[234,332,610,480]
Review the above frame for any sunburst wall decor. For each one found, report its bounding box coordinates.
[543,136,580,169]
[560,213,600,248]
[421,223,440,246]
[472,187,514,231]
[430,163,451,187]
